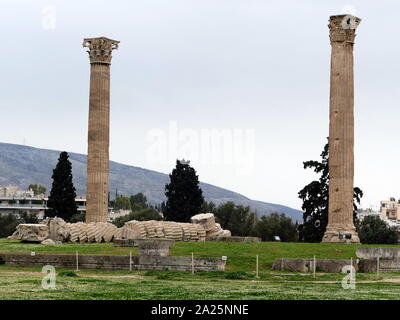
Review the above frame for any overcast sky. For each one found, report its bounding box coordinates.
[1,0,399,210]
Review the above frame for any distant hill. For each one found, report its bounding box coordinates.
[0,142,303,222]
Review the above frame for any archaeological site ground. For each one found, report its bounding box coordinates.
[1,239,400,300]
[3,2,400,317]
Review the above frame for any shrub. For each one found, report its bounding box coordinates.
[214,202,257,237]
[0,212,39,238]
[358,216,398,244]
[224,271,250,280]
[58,271,78,277]
[254,213,299,242]
[0,214,20,238]
[70,213,85,223]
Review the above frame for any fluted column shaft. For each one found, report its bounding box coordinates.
[323,15,361,243]
[86,63,110,222]
[83,37,119,223]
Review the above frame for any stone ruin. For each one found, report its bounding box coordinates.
[121,220,206,242]
[191,213,231,238]
[9,213,231,244]
[10,224,49,242]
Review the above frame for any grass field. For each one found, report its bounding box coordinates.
[1,239,400,300]
[0,238,389,271]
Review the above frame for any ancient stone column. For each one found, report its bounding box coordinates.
[322,15,361,243]
[83,37,119,223]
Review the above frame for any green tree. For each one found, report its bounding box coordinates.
[164,160,204,222]
[214,202,257,236]
[45,152,77,222]
[70,213,86,223]
[28,184,47,196]
[129,193,148,211]
[114,195,131,211]
[358,216,398,244]
[298,140,363,242]
[112,207,162,227]
[0,214,21,238]
[255,213,298,242]
[0,212,39,238]
[201,201,217,213]
[18,212,39,224]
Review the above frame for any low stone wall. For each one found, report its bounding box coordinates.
[359,259,400,272]
[0,253,134,270]
[272,258,309,273]
[136,239,175,257]
[315,259,358,273]
[137,256,226,272]
[356,247,400,260]
[0,252,226,272]
[113,239,138,247]
[206,236,261,243]
[272,258,358,273]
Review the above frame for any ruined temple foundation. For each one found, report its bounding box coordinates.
[83,37,119,223]
[322,15,361,243]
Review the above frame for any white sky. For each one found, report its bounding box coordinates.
[1,0,399,210]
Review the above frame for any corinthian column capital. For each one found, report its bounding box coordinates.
[329,15,361,44]
[83,37,120,64]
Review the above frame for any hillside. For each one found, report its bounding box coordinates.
[0,142,302,221]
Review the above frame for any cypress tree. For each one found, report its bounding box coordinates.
[46,151,77,221]
[164,159,204,222]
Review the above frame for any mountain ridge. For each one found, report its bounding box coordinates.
[0,142,302,222]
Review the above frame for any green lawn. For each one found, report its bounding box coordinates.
[0,238,396,271]
[1,239,400,300]
[0,265,400,300]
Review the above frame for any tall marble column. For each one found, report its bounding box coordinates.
[322,15,361,243]
[83,37,119,223]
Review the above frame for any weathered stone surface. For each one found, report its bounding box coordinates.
[359,258,400,272]
[41,239,57,245]
[136,239,175,256]
[42,217,69,242]
[191,213,216,232]
[356,247,400,260]
[36,218,120,244]
[113,239,138,247]
[0,252,226,272]
[272,258,358,273]
[272,258,309,273]
[122,220,208,242]
[207,223,224,237]
[9,224,49,242]
[315,259,358,273]
[86,223,97,242]
[322,15,361,243]
[84,37,119,223]
[69,223,80,243]
[191,213,230,239]
[220,230,231,237]
[11,216,229,244]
